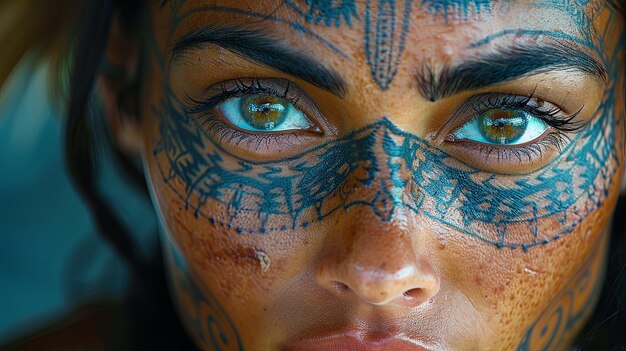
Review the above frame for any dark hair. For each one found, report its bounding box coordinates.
[66,0,195,348]
[66,0,626,349]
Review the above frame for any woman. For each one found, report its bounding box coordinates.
[4,0,626,350]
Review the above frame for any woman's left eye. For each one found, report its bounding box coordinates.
[219,95,317,132]
[452,108,548,145]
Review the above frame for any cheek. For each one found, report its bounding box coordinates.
[444,191,613,350]
[140,64,326,347]
[146,160,296,298]
[145,140,321,346]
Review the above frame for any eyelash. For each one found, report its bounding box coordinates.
[182,78,308,149]
[453,93,586,163]
[183,79,587,165]
[468,93,585,132]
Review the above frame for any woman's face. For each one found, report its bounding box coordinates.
[139,0,625,350]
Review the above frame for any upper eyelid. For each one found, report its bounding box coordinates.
[439,93,578,137]
[437,93,523,137]
[179,77,331,132]
[182,78,304,113]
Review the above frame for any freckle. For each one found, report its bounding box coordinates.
[473,276,482,286]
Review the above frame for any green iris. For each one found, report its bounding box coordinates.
[478,109,529,145]
[241,95,288,131]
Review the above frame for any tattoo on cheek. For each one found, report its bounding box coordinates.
[153,1,621,251]
[152,79,617,252]
[166,240,245,350]
[517,236,605,350]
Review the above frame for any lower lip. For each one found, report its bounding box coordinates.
[284,335,430,351]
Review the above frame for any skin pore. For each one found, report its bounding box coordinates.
[131,0,625,350]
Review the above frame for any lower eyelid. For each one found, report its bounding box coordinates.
[442,130,570,174]
[195,112,325,159]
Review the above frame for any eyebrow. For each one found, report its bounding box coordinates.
[417,41,608,101]
[171,26,347,98]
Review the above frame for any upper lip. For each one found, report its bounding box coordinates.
[282,328,436,351]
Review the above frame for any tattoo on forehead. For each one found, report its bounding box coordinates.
[161,1,609,90]
[533,0,595,42]
[285,0,359,27]
[476,1,613,49]
[420,0,492,20]
[152,1,622,252]
[163,0,496,90]
[289,0,493,89]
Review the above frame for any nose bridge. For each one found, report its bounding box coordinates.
[314,118,427,223]
[316,207,440,306]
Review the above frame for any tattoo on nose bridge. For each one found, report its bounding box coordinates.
[153,89,617,252]
[154,1,621,252]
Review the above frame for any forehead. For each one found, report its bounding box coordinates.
[157,0,590,54]
[152,0,603,96]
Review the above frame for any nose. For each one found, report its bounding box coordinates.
[315,208,440,307]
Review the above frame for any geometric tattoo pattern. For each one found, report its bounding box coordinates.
[154,77,617,250]
[155,0,620,251]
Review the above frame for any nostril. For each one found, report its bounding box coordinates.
[403,288,425,301]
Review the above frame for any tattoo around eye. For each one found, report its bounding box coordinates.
[153,76,617,251]
[151,1,621,255]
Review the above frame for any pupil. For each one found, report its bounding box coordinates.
[478,109,528,144]
[241,95,288,130]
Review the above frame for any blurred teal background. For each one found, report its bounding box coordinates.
[0,54,157,342]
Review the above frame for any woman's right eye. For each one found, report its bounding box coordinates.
[180,78,329,155]
[218,95,318,133]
